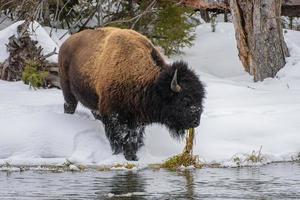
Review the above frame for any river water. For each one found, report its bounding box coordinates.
[1,162,300,199]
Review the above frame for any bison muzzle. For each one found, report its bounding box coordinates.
[59,27,205,161]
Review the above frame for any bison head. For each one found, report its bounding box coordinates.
[154,60,205,138]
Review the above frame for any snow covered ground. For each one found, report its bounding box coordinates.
[0,22,299,168]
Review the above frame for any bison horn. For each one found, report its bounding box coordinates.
[170,69,181,93]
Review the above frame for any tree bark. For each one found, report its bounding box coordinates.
[224,10,228,22]
[200,9,210,22]
[289,16,293,29]
[230,0,289,81]
[43,0,51,26]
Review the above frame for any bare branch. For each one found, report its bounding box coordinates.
[39,47,57,60]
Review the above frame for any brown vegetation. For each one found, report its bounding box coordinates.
[0,20,60,88]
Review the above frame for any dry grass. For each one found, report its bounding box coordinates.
[113,163,136,169]
[97,163,137,171]
[161,128,203,169]
[161,153,202,169]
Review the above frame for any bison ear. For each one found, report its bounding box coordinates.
[170,69,181,93]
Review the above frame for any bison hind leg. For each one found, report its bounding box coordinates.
[123,125,145,161]
[61,79,78,114]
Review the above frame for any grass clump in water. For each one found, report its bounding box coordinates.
[161,153,201,169]
[233,146,265,167]
[161,128,203,169]
[113,163,137,170]
[97,163,137,171]
[245,146,264,163]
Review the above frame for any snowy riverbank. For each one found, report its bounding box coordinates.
[0,22,299,168]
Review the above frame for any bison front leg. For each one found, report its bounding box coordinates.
[102,115,145,161]
[102,115,124,155]
[122,126,145,161]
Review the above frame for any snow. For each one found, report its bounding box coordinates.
[174,23,246,78]
[43,26,70,47]
[0,22,300,168]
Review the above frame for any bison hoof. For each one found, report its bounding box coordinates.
[124,154,138,161]
[64,103,76,114]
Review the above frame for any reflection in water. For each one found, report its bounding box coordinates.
[96,171,147,200]
[0,162,299,199]
[179,170,195,200]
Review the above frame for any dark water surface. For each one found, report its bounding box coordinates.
[1,162,300,199]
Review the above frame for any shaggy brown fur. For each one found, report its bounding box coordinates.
[59,27,166,118]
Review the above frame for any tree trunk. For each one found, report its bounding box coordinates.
[289,16,293,29]
[230,0,289,81]
[43,0,51,26]
[97,0,104,27]
[200,10,210,22]
[224,10,228,22]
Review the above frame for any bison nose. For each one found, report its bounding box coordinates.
[190,114,201,127]
[191,119,200,128]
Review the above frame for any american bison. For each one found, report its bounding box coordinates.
[59,27,205,161]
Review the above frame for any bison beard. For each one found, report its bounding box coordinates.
[59,27,205,161]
